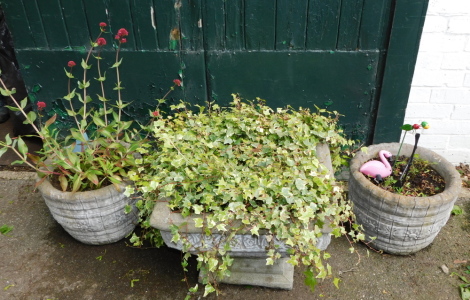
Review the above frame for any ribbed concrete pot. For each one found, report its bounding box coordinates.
[149,201,331,290]
[349,143,461,255]
[37,179,138,245]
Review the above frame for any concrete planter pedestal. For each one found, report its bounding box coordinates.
[149,201,331,290]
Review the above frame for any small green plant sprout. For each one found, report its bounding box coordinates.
[451,265,470,300]
[452,205,464,216]
[0,224,13,235]
[130,279,139,287]
[95,250,106,261]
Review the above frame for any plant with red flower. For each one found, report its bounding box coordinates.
[173,79,182,86]
[0,21,149,192]
[0,21,180,193]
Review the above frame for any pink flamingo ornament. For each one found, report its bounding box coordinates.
[359,150,393,179]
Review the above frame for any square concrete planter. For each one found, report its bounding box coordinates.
[149,200,332,290]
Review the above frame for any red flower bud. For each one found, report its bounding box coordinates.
[67,61,76,68]
[99,22,107,27]
[96,37,106,46]
[152,111,160,117]
[117,28,129,37]
[412,124,420,129]
[120,38,127,44]
[37,101,46,110]
[173,79,182,86]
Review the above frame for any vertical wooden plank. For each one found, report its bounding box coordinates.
[202,0,225,50]
[60,0,91,48]
[107,0,137,50]
[337,0,364,50]
[275,0,308,50]
[373,0,429,143]
[153,0,177,51]
[1,1,36,48]
[359,0,393,50]
[130,0,159,51]
[36,0,70,48]
[245,0,276,50]
[179,0,203,51]
[21,0,48,48]
[225,0,244,50]
[82,0,108,41]
[306,0,341,50]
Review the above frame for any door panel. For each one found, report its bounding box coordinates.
[1,0,428,143]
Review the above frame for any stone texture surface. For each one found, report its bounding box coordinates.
[37,179,138,245]
[349,143,461,255]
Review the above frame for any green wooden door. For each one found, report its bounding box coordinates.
[0,0,427,144]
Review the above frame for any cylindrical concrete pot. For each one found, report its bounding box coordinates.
[37,179,138,245]
[349,143,461,255]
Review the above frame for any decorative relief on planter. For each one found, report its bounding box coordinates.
[160,231,289,257]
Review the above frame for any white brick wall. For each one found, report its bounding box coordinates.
[403,0,470,164]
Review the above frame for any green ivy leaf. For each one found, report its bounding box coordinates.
[333,277,340,289]
[303,269,318,292]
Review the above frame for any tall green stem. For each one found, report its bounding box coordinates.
[393,131,407,168]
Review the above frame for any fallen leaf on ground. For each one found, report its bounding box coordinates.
[454,260,468,264]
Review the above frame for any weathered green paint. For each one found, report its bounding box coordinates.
[61,1,91,48]
[360,0,393,50]
[373,0,429,143]
[1,1,35,48]
[206,51,379,140]
[224,0,244,50]
[337,0,364,50]
[276,0,309,50]
[306,0,341,50]
[245,1,276,50]
[1,0,428,144]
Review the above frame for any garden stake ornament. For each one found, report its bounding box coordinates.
[395,122,430,188]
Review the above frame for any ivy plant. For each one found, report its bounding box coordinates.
[129,95,362,296]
